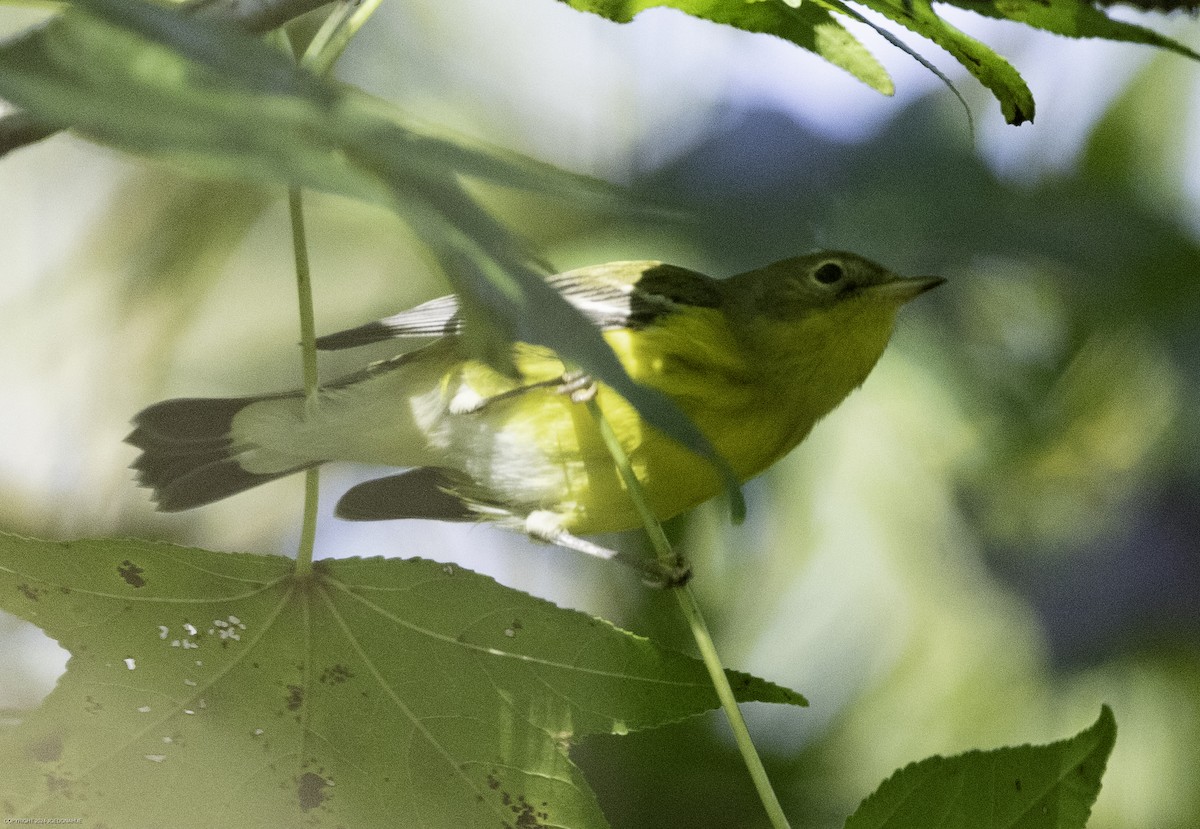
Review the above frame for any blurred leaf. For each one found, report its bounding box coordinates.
[0,110,56,155]
[1080,49,1194,214]
[109,176,274,304]
[0,2,378,195]
[845,706,1116,829]
[983,328,1179,546]
[180,0,341,35]
[0,532,803,827]
[0,0,747,517]
[0,0,338,157]
[556,0,894,94]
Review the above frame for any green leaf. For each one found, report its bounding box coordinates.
[0,0,747,519]
[558,0,1200,126]
[559,0,1027,123]
[845,706,1117,829]
[849,0,1036,124]
[0,4,382,196]
[938,0,1200,62]
[0,532,804,827]
[180,0,336,35]
[557,0,894,94]
[817,0,974,130]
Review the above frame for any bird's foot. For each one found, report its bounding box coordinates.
[556,370,597,403]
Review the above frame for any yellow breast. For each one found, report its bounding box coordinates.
[447,296,900,536]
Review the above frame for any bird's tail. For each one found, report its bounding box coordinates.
[126,394,313,512]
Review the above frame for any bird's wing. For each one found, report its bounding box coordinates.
[335,467,488,521]
[314,295,463,350]
[315,261,723,350]
[547,261,724,331]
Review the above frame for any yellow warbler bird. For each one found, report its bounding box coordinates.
[127,252,941,580]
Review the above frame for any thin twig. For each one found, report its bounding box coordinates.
[283,0,384,574]
[584,396,792,829]
[288,187,320,577]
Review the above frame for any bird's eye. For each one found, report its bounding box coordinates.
[812,261,844,285]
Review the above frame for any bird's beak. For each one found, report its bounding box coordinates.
[876,275,946,303]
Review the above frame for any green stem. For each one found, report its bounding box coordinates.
[673,584,791,829]
[284,0,384,575]
[585,399,673,563]
[289,187,320,577]
[301,0,385,73]
[584,397,792,829]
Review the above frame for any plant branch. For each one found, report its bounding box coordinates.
[288,186,320,577]
[300,0,385,75]
[584,397,792,829]
[283,0,385,574]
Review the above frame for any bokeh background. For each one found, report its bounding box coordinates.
[2,0,1198,826]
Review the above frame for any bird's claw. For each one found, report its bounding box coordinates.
[556,371,597,403]
[639,555,693,589]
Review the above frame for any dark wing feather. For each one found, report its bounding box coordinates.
[335,467,481,521]
[315,261,723,350]
[315,295,462,350]
[549,261,723,330]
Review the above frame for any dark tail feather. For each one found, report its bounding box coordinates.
[127,396,307,512]
[314,320,400,351]
[335,467,480,522]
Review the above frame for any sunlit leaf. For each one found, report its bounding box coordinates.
[845,706,1116,829]
[941,0,1200,61]
[562,0,1198,127]
[0,532,804,827]
[818,0,974,128]
[556,0,894,94]
[1094,0,1200,9]
[849,0,1036,124]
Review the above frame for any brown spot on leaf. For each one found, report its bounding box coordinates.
[296,771,331,811]
[483,772,550,828]
[510,794,548,828]
[286,685,304,711]
[118,560,146,588]
[45,773,71,796]
[319,664,353,685]
[27,734,63,763]
[17,583,41,601]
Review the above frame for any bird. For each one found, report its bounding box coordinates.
[127,251,942,583]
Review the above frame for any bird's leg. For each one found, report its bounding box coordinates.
[449,378,562,414]
[449,370,596,415]
[523,511,691,588]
